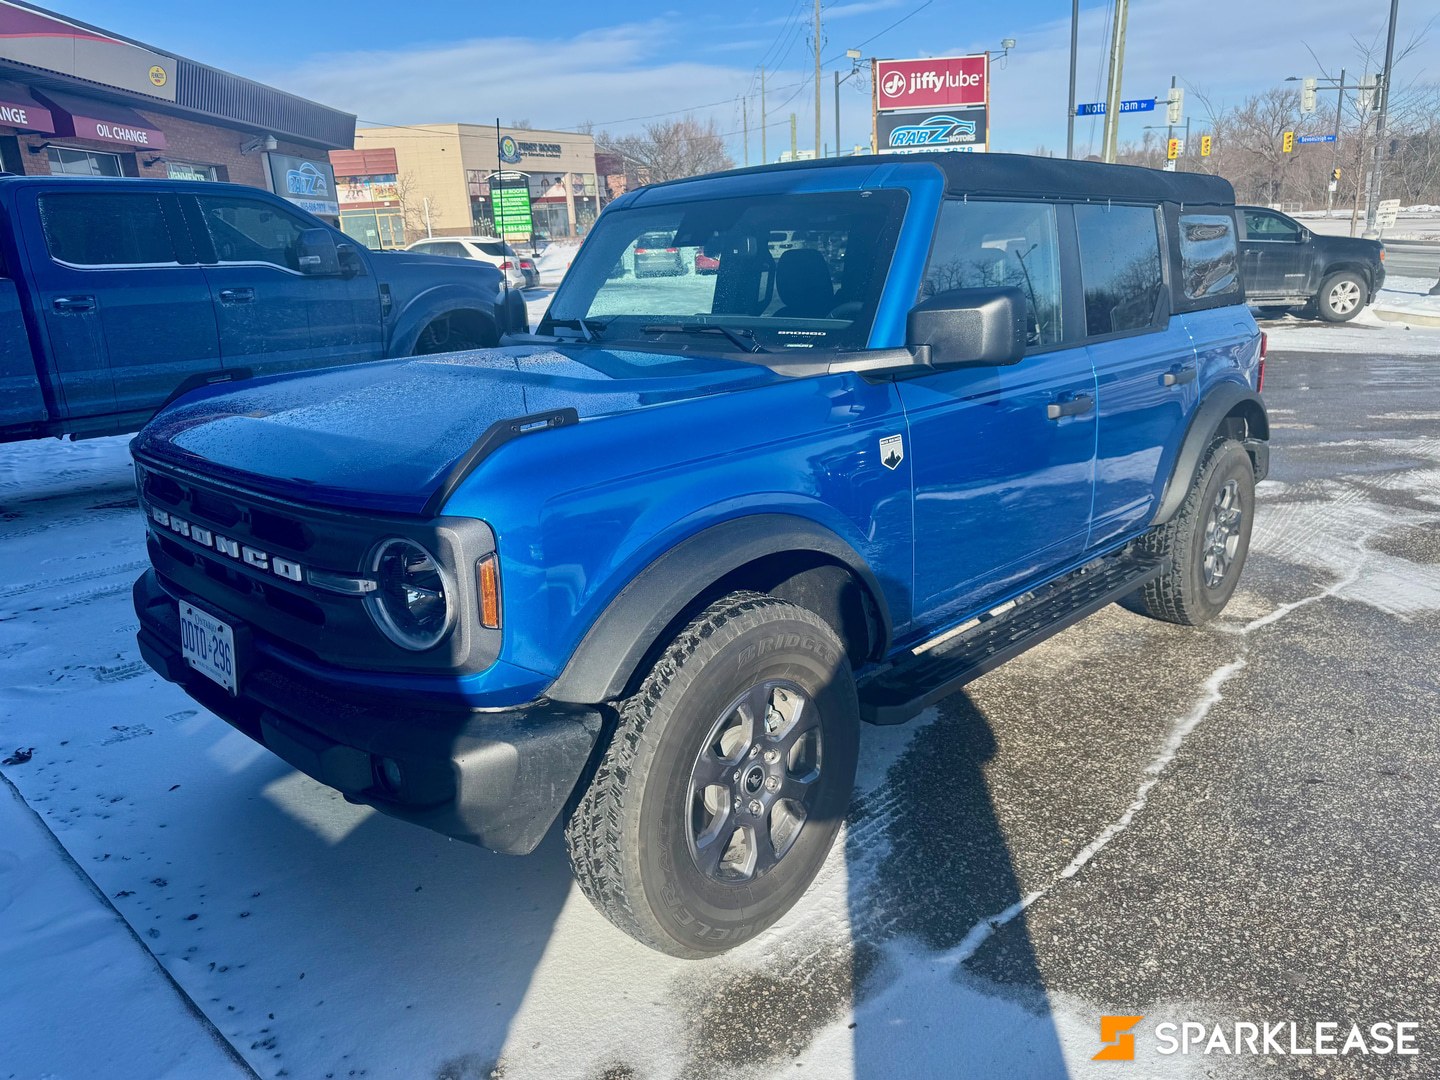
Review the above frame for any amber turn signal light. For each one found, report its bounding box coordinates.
[476,554,502,629]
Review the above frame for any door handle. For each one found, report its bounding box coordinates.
[52,295,95,313]
[218,287,255,303]
[1163,366,1197,387]
[1046,393,1094,420]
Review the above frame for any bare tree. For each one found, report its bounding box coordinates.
[597,116,735,187]
[393,173,440,242]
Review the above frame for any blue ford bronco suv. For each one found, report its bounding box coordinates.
[132,153,1268,957]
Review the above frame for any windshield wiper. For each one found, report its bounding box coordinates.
[640,323,767,353]
[547,317,607,341]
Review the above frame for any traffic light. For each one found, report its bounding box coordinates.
[1200,135,1212,157]
[1167,138,1180,160]
[1301,77,1318,115]
[1282,130,1295,153]
[1331,167,1342,182]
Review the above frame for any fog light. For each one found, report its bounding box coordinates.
[378,756,404,793]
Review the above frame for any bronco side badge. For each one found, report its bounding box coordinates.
[880,434,904,470]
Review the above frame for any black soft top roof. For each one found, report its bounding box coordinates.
[658,151,1236,206]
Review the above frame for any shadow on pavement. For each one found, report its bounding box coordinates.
[846,691,1071,1078]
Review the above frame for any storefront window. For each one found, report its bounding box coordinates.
[47,146,123,177]
[340,209,405,250]
[168,161,220,181]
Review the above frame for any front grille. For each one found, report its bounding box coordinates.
[133,455,501,676]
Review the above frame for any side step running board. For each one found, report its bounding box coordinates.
[858,552,1167,725]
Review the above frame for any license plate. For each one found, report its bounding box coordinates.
[179,602,237,695]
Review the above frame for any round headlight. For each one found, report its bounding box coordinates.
[365,538,452,651]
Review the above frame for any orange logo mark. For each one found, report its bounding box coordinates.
[1093,1015,1144,1061]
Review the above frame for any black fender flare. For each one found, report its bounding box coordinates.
[387,287,502,357]
[544,514,894,705]
[1153,381,1269,526]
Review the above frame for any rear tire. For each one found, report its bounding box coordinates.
[1316,271,1367,322]
[1123,439,1255,626]
[565,591,859,958]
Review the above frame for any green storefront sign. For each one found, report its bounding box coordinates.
[492,180,533,238]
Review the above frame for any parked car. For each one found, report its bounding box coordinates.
[694,250,720,274]
[406,236,529,290]
[517,256,540,288]
[1237,205,1385,322]
[632,231,685,277]
[131,153,1267,959]
[0,176,525,444]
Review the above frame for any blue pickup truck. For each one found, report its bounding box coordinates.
[0,175,526,443]
[131,153,1268,957]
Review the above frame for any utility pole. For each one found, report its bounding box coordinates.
[1100,0,1130,163]
[1066,0,1079,157]
[790,113,798,160]
[812,0,823,160]
[1165,74,1176,149]
[1363,0,1401,238]
[743,98,749,167]
[1329,67,1345,217]
[761,67,768,164]
[834,70,841,159]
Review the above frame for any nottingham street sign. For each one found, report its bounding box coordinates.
[1075,98,1156,116]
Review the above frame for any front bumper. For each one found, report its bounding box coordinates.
[134,570,602,855]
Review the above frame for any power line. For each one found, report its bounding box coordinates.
[351,0,936,145]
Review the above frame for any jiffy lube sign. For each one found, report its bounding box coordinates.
[875,55,988,111]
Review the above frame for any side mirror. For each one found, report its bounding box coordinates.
[906,287,1027,368]
[296,229,340,276]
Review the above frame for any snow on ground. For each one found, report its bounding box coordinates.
[0,778,251,1080]
[1368,273,1440,326]
[1261,274,1440,354]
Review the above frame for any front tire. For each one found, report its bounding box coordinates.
[1316,271,1367,322]
[1123,439,1256,626]
[565,592,859,957]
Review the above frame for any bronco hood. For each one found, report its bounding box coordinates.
[131,344,783,515]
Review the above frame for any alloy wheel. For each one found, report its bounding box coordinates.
[1328,279,1362,316]
[1203,479,1244,588]
[685,680,823,883]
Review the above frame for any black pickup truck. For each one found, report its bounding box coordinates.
[1238,205,1385,322]
[0,175,528,443]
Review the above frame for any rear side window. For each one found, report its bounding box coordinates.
[40,192,178,266]
[1178,214,1239,300]
[1075,204,1164,336]
[923,199,1064,348]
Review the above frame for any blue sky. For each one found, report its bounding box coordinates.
[59,0,1435,160]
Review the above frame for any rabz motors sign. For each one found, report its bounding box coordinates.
[875,55,988,112]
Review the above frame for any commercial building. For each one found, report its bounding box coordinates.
[0,1,353,217]
[340,123,601,246]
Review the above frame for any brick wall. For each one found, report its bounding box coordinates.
[11,107,328,193]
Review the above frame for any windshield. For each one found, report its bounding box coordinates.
[544,189,907,351]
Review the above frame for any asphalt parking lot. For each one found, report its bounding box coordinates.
[1,320,1437,1079]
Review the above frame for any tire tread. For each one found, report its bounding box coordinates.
[564,590,834,955]
[1123,438,1247,626]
